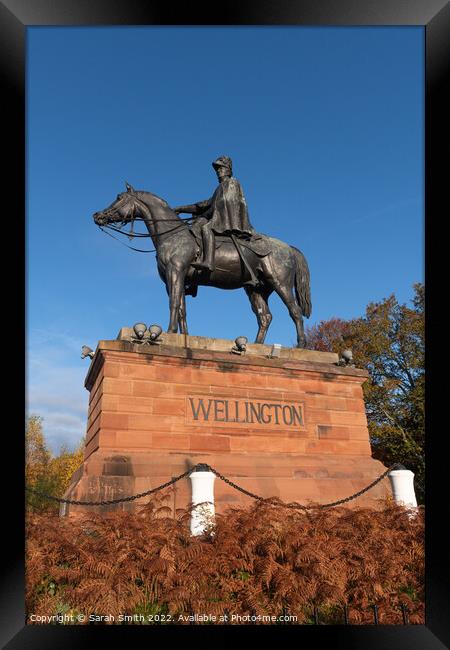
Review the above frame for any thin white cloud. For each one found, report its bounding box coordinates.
[302,197,421,242]
[346,197,422,227]
[26,327,90,454]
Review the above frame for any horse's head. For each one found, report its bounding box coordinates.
[93,182,141,226]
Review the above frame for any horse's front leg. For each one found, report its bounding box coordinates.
[178,291,188,335]
[166,265,185,333]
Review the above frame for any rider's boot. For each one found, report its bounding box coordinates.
[241,248,259,287]
[192,226,215,272]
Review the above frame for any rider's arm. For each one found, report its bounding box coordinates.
[173,198,211,214]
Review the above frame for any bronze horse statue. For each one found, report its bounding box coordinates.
[93,183,312,347]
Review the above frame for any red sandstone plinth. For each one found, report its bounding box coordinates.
[62,333,391,516]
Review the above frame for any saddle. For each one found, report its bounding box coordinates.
[185,223,272,297]
[188,220,272,258]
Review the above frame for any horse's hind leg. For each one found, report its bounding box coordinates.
[245,286,273,344]
[259,254,306,348]
[274,281,306,348]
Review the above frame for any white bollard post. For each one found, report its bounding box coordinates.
[190,464,216,536]
[388,466,418,509]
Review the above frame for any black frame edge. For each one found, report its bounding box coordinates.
[2,0,449,647]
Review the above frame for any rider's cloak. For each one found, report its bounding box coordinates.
[191,177,254,237]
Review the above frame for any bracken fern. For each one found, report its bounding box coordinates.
[26,495,424,625]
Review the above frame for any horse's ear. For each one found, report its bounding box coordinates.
[125,181,135,192]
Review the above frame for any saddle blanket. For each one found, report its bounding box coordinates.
[189,224,271,258]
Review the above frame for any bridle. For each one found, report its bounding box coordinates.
[96,190,196,254]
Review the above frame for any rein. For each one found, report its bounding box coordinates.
[99,225,157,253]
[97,194,196,254]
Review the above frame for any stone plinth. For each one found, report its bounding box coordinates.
[63,333,391,516]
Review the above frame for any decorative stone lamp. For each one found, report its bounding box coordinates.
[231,336,248,355]
[148,324,163,342]
[133,322,147,340]
[81,345,95,360]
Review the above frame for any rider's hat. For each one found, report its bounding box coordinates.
[212,155,232,173]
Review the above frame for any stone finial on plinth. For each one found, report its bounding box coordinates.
[189,465,216,536]
[388,466,418,509]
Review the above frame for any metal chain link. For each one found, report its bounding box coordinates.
[26,463,404,509]
[26,468,193,506]
[208,463,405,510]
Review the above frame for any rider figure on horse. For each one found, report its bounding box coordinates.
[173,156,258,286]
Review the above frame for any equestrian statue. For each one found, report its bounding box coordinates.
[93,156,312,348]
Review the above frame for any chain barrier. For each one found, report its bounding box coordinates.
[26,463,403,509]
[26,468,192,507]
[208,463,405,510]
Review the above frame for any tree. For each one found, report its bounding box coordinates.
[48,439,85,499]
[305,283,425,503]
[26,414,55,511]
[25,415,50,485]
[25,415,85,511]
[303,317,352,353]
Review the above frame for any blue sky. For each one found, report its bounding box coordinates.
[26,26,424,453]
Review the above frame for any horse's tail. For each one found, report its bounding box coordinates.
[290,245,312,318]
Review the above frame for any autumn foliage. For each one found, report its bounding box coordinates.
[305,283,425,503]
[26,492,424,625]
[26,415,84,512]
